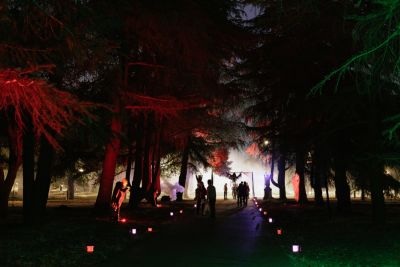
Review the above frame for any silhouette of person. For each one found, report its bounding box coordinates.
[232,183,237,199]
[207,179,216,218]
[224,183,228,200]
[111,178,129,221]
[237,182,244,207]
[243,182,250,206]
[195,181,207,215]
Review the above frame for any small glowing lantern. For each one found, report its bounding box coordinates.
[268,218,273,223]
[86,246,94,253]
[277,229,282,235]
[263,211,267,216]
[147,227,153,232]
[170,212,174,217]
[292,245,301,253]
[156,204,162,208]
[194,204,197,208]
[120,218,127,223]
[179,210,183,214]
[259,208,262,212]
[131,229,137,235]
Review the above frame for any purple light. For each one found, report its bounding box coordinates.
[292,245,300,253]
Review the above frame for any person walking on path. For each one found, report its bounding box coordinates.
[224,183,228,200]
[111,178,129,221]
[243,182,250,206]
[232,183,237,199]
[237,182,244,207]
[207,179,216,218]
[195,181,207,215]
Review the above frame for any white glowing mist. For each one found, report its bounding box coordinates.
[159,148,304,199]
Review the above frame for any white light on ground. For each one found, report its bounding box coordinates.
[86,246,94,253]
[263,211,267,215]
[131,229,137,235]
[78,168,84,173]
[194,204,197,208]
[179,210,183,214]
[292,245,301,253]
[264,140,269,145]
[170,212,174,217]
[259,208,262,212]
[268,218,273,223]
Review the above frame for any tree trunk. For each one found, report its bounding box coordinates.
[178,137,190,187]
[277,150,287,201]
[333,156,351,212]
[95,104,122,213]
[296,147,308,204]
[369,163,385,223]
[23,119,35,224]
[129,116,145,208]
[0,123,22,217]
[142,129,152,194]
[67,175,75,200]
[313,149,324,206]
[266,151,276,200]
[34,136,54,217]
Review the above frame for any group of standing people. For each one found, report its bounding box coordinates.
[194,178,216,218]
[236,181,250,207]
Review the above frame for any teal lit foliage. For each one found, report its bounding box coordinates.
[311,0,400,141]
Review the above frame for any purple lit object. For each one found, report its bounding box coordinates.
[292,245,301,253]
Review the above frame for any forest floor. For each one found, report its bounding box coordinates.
[1,198,399,266]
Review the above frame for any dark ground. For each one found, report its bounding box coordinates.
[1,198,400,267]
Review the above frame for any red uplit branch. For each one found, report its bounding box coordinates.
[0,68,91,150]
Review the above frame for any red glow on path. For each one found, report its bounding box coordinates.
[86,246,94,253]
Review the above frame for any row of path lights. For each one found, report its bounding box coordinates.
[87,206,186,254]
[252,197,301,254]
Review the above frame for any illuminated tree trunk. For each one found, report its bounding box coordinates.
[178,137,190,187]
[0,123,22,217]
[23,118,35,224]
[277,151,287,201]
[95,104,122,213]
[296,147,308,204]
[34,136,54,217]
[333,155,351,212]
